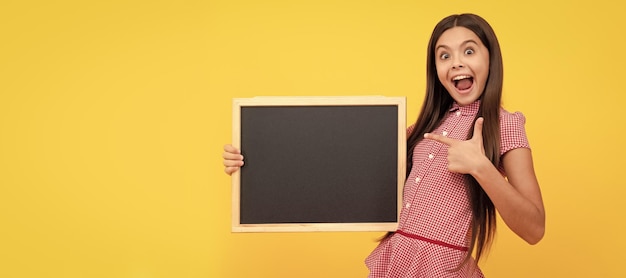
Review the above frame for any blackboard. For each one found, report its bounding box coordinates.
[231,96,406,232]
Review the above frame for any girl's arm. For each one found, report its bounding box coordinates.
[472,147,545,244]
[425,118,545,244]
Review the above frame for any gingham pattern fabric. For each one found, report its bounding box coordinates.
[365,101,530,277]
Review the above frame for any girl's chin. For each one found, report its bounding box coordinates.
[446,85,482,105]
[450,91,481,105]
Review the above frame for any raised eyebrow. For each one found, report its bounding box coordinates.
[436,39,480,51]
[435,45,449,52]
[462,39,480,47]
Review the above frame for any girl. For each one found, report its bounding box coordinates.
[223,13,545,277]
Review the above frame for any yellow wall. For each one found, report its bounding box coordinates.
[1,0,624,277]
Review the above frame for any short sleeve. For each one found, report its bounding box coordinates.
[499,109,530,156]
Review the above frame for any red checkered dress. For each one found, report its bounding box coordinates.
[365,101,530,277]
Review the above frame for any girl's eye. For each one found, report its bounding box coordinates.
[440,53,449,60]
[465,49,474,55]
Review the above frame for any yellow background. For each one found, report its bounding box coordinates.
[1,0,624,277]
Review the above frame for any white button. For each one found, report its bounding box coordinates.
[415,177,421,183]
[428,154,434,159]
[456,111,461,116]
[405,203,411,208]
[442,131,448,136]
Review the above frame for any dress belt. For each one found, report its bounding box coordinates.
[395,230,469,252]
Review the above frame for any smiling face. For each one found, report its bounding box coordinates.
[435,26,490,106]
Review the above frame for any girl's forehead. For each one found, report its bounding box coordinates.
[436,26,483,48]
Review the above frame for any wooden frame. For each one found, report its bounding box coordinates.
[232,96,406,232]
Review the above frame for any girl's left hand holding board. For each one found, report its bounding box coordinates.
[223,144,244,175]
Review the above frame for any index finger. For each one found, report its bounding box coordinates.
[424,132,456,146]
[223,144,240,154]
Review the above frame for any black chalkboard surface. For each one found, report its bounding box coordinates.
[231,96,406,232]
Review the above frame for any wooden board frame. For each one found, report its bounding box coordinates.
[232,96,406,232]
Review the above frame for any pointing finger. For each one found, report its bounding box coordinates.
[424,132,457,146]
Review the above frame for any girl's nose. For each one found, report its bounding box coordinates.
[452,54,464,69]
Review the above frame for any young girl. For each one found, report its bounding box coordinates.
[223,13,545,277]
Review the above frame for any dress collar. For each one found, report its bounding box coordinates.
[449,100,481,116]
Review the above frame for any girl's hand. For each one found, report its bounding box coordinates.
[429,118,546,244]
[424,117,489,175]
[222,144,244,175]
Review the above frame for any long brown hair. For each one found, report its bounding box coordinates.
[405,13,504,267]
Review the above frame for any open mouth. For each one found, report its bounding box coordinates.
[452,75,474,91]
